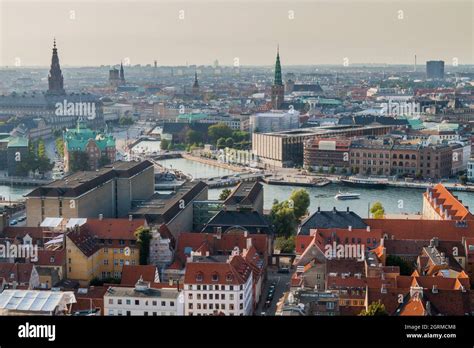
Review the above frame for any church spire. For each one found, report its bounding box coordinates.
[274,45,283,86]
[120,62,125,83]
[47,38,65,95]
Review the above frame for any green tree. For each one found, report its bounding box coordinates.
[225,137,234,148]
[37,139,46,159]
[216,138,226,149]
[160,139,170,150]
[208,123,233,143]
[359,301,389,316]
[134,226,152,265]
[370,201,385,219]
[270,200,297,237]
[219,188,232,201]
[55,137,65,157]
[185,129,203,145]
[318,166,323,174]
[386,255,414,276]
[289,189,310,220]
[329,164,336,174]
[275,235,295,253]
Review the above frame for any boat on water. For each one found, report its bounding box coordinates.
[335,191,361,200]
[340,176,388,189]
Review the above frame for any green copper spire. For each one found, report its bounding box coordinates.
[274,46,283,86]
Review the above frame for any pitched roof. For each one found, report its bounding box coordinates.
[202,210,271,234]
[0,263,34,284]
[120,265,158,286]
[424,184,474,220]
[298,208,367,235]
[364,219,474,241]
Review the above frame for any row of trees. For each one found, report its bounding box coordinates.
[15,139,53,176]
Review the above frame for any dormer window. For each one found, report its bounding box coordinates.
[226,273,233,282]
[212,273,219,282]
[196,272,203,282]
[50,256,55,263]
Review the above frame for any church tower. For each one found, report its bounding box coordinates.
[271,46,284,109]
[192,71,200,94]
[47,38,66,95]
[120,62,126,85]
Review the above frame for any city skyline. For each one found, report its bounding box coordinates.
[1,0,472,67]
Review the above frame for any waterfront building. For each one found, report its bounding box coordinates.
[252,125,392,168]
[104,278,184,316]
[223,181,264,214]
[25,160,155,226]
[304,138,351,171]
[63,118,116,173]
[468,157,474,182]
[0,135,29,176]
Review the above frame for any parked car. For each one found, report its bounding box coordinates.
[18,216,26,222]
[9,219,17,226]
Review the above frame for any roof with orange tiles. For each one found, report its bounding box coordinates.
[424,184,474,221]
[364,219,474,241]
[120,265,158,286]
[174,232,268,269]
[83,218,147,240]
[184,254,252,285]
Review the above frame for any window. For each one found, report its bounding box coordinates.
[126,299,131,305]
[118,299,122,305]
[226,273,233,282]
[135,300,139,305]
[103,259,108,265]
[230,294,234,300]
[170,301,174,307]
[196,273,203,282]
[212,273,219,282]
[126,311,131,316]
[108,299,114,305]
[161,301,166,306]
[152,301,157,306]
[188,304,193,309]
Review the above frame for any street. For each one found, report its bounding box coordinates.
[256,266,292,316]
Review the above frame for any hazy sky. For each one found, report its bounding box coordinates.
[1,0,473,67]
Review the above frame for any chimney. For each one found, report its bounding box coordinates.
[169,278,173,286]
[246,237,252,250]
[317,206,321,213]
[380,284,387,294]
[348,225,352,232]
[366,226,371,232]
[333,207,337,214]
[431,285,438,294]
[129,215,133,221]
[99,214,103,221]
[346,207,350,213]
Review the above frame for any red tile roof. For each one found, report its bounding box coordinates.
[364,219,474,241]
[0,263,34,285]
[120,265,158,286]
[424,184,474,221]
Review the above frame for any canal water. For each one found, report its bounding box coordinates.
[157,158,474,218]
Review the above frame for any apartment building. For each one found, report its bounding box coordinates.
[184,251,254,316]
[104,278,184,316]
